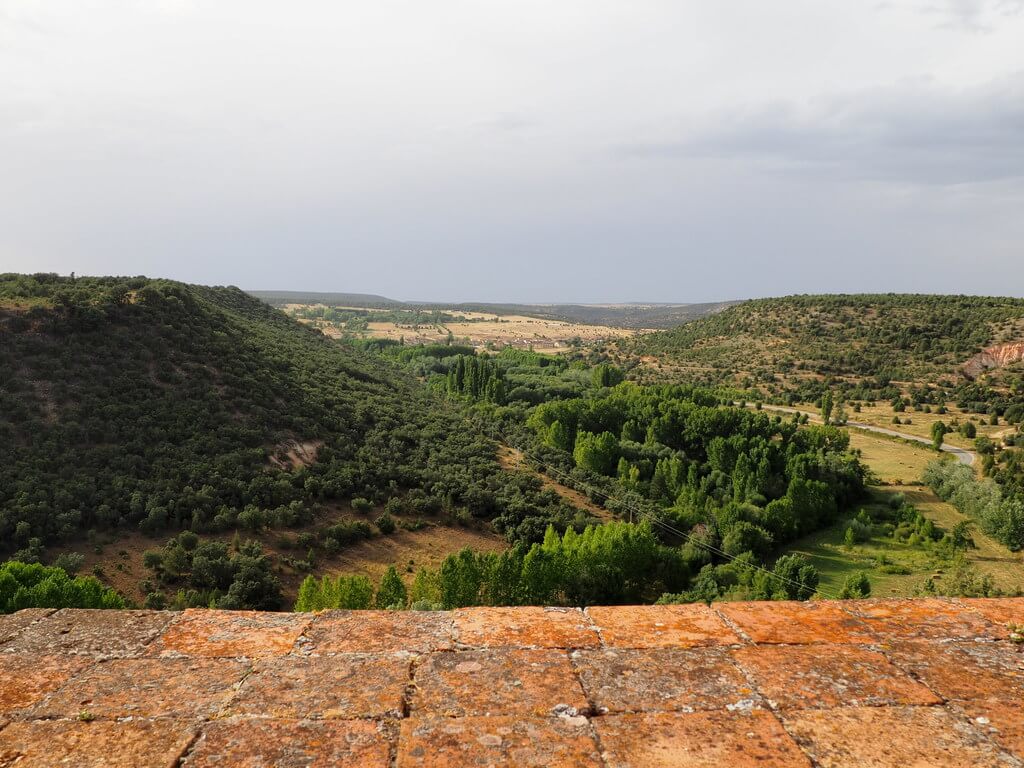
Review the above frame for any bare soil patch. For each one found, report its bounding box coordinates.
[497,445,610,520]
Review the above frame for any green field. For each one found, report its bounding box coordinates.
[788,481,1023,598]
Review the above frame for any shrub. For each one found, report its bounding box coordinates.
[351,498,374,514]
[0,561,125,613]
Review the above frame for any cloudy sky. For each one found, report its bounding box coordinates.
[1,1,1022,302]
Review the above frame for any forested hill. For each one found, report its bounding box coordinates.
[0,274,572,560]
[632,294,1024,383]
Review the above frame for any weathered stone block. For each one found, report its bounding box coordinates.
[35,657,248,719]
[0,719,196,767]
[411,648,587,717]
[588,604,742,649]
[397,715,602,767]
[229,653,409,718]
[302,610,454,654]
[149,609,311,658]
[782,705,1012,768]
[733,643,942,710]
[453,606,599,649]
[596,710,812,767]
[714,601,877,645]
[185,718,392,767]
[573,647,758,714]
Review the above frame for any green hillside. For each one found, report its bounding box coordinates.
[633,293,1024,385]
[0,276,576,576]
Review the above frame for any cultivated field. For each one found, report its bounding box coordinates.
[288,304,641,353]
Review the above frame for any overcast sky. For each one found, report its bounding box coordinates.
[1,1,1022,302]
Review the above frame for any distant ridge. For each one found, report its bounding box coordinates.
[248,290,401,307]
[247,290,739,329]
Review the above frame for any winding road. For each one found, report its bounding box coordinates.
[740,403,977,466]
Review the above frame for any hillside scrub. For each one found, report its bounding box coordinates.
[634,293,1024,381]
[923,459,1024,550]
[0,275,580,565]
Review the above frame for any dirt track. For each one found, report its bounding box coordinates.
[748,403,976,466]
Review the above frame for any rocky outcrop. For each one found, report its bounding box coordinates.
[963,341,1024,379]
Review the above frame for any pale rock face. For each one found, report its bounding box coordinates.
[963,341,1024,378]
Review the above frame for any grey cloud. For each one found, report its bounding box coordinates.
[934,0,1024,28]
[880,0,1024,31]
[622,74,1024,187]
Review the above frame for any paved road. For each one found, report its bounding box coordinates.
[739,403,977,466]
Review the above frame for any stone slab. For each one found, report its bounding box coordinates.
[0,718,196,767]
[228,653,409,718]
[0,609,55,646]
[882,639,1024,703]
[397,716,602,768]
[596,710,813,768]
[714,601,877,645]
[588,604,743,649]
[301,610,454,654]
[573,647,758,714]
[733,643,942,710]
[35,657,249,719]
[782,705,1014,768]
[847,599,999,640]
[4,609,173,658]
[0,653,94,714]
[184,718,392,767]
[150,609,311,657]
[453,607,599,649]
[411,648,587,718]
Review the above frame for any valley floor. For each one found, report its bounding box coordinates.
[789,431,1023,597]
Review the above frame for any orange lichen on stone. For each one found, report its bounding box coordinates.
[185,718,392,767]
[454,606,600,649]
[733,643,942,710]
[714,600,877,644]
[0,654,94,714]
[228,654,409,719]
[958,597,1024,638]
[782,705,1012,768]
[411,648,588,717]
[34,657,249,719]
[397,716,602,767]
[954,698,1024,757]
[301,609,454,654]
[572,647,758,714]
[845,597,1000,640]
[881,638,1024,703]
[0,718,196,768]
[587,604,742,648]
[0,599,1022,766]
[595,710,813,768]
[149,609,311,658]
